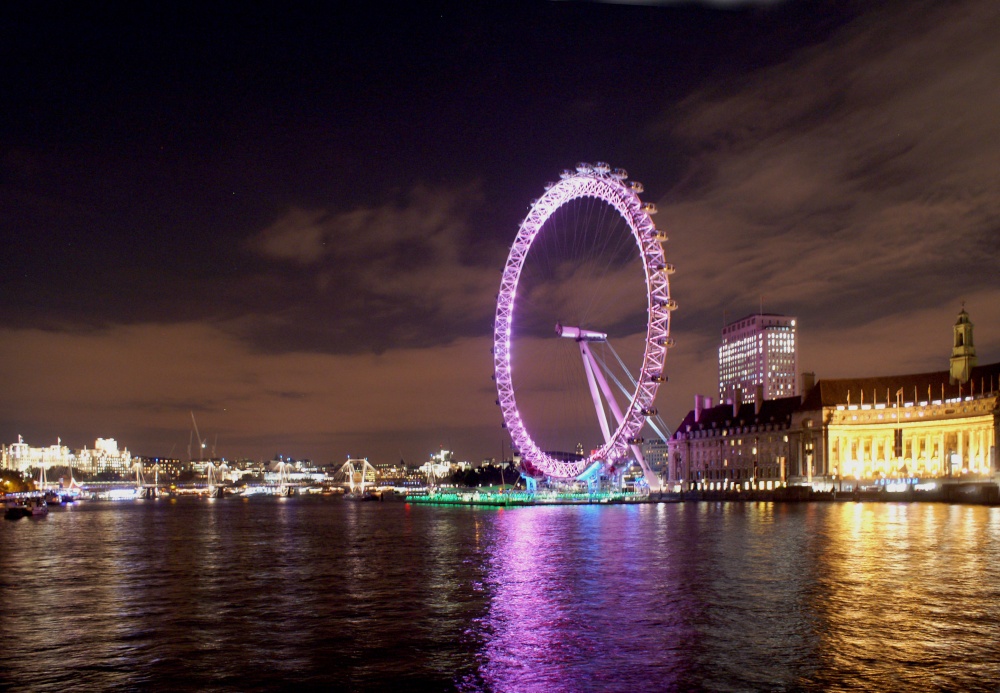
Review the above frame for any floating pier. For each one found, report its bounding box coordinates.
[408,490,682,507]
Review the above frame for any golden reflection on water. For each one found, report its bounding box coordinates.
[807,503,1000,690]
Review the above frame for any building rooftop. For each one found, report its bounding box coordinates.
[671,396,802,439]
[725,312,794,324]
[800,361,1000,409]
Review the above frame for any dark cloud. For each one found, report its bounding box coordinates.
[249,208,332,265]
[239,183,503,354]
[652,0,1000,426]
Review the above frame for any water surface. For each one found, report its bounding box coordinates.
[3,498,1000,691]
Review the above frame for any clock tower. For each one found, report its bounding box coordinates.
[949,306,977,385]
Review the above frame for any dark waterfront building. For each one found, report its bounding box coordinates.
[669,395,799,492]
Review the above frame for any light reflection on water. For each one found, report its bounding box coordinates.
[3,499,1000,691]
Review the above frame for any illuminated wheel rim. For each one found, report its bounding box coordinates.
[493,164,673,480]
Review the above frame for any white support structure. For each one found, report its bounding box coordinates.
[277,461,295,496]
[567,328,661,493]
[338,458,377,494]
[206,461,228,497]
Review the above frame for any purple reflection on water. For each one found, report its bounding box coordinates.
[470,505,696,692]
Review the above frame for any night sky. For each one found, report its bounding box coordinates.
[2,0,998,465]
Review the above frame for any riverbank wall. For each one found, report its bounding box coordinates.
[682,481,1000,505]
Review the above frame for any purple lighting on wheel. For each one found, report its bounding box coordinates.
[493,164,674,484]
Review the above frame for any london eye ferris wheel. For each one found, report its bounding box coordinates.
[493,163,675,492]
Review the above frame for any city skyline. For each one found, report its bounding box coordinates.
[2,1,999,464]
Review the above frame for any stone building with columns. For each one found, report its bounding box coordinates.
[788,363,999,487]
[787,309,998,488]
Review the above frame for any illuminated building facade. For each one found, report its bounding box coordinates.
[374,461,421,485]
[787,310,998,487]
[76,438,133,474]
[1,436,132,475]
[789,363,999,486]
[419,449,457,481]
[1,436,72,473]
[719,313,798,405]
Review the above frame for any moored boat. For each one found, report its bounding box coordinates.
[4,498,48,519]
[4,503,29,520]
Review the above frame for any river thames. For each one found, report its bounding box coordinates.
[3,498,1000,691]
